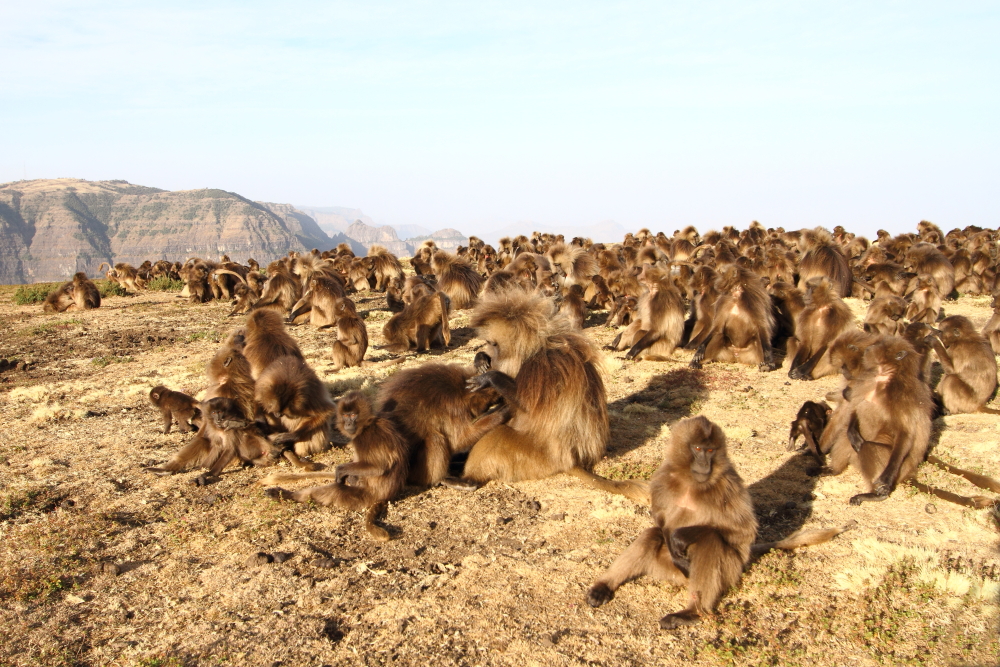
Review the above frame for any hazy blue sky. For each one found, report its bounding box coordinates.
[2,1,997,238]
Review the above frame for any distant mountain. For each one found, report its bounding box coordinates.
[341,222,468,256]
[297,206,375,236]
[0,179,334,284]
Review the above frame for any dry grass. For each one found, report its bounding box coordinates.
[0,286,997,666]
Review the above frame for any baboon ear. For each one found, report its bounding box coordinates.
[223,356,233,368]
[895,350,908,360]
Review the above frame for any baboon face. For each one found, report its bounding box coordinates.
[688,439,718,482]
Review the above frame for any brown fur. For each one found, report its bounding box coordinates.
[690,264,776,371]
[615,265,685,361]
[287,274,347,327]
[982,294,1000,355]
[787,277,856,380]
[382,291,451,353]
[863,295,906,336]
[255,355,337,458]
[368,245,405,291]
[431,250,484,309]
[797,228,852,296]
[329,297,369,370]
[262,392,409,541]
[252,261,303,314]
[44,273,101,312]
[376,363,508,486]
[928,315,999,414]
[243,309,305,379]
[149,386,198,434]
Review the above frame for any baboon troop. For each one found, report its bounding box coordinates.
[23,218,1000,631]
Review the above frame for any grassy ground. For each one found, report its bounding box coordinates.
[0,286,997,667]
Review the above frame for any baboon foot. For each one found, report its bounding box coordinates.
[142,466,174,477]
[586,583,614,608]
[849,491,889,505]
[440,476,482,491]
[193,473,219,486]
[659,609,700,630]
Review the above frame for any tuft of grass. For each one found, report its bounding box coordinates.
[185,330,220,343]
[598,461,658,481]
[13,282,60,305]
[147,276,184,291]
[92,355,135,367]
[97,280,127,297]
[29,318,83,335]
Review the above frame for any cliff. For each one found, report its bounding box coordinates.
[0,179,334,283]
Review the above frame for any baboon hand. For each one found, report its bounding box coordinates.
[659,609,699,630]
[466,372,495,392]
[270,432,298,446]
[586,583,614,608]
[473,351,492,374]
[334,464,354,486]
[787,366,806,380]
[759,361,779,372]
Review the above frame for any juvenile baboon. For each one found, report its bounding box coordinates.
[149,386,199,434]
[683,266,719,349]
[818,336,933,504]
[587,416,843,629]
[443,288,648,504]
[242,309,305,378]
[607,295,638,328]
[329,297,369,371]
[431,250,484,310]
[787,400,830,461]
[787,277,855,380]
[904,275,942,324]
[252,261,303,314]
[926,315,999,414]
[376,362,508,486]
[690,264,777,371]
[255,355,337,459]
[262,391,409,541]
[44,272,101,312]
[382,291,451,354]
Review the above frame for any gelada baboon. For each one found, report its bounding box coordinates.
[787,277,855,380]
[287,274,347,328]
[255,355,337,460]
[431,250,483,310]
[444,288,648,504]
[149,386,199,434]
[262,391,409,541]
[44,273,101,312]
[926,315,999,414]
[145,343,282,483]
[689,264,777,371]
[376,362,508,486]
[587,417,845,629]
[329,297,369,370]
[787,400,830,461]
[614,264,685,361]
[242,309,305,379]
[382,290,451,354]
[818,336,933,504]
[982,293,1000,355]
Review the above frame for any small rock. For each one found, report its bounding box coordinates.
[246,552,273,567]
[101,562,121,576]
[522,500,542,512]
[15,361,27,372]
[541,635,556,648]
[65,594,86,605]
[428,521,437,530]
[59,499,76,510]
[499,537,523,551]
[496,516,512,525]
[272,552,294,564]
[925,503,938,514]
[549,512,566,522]
[312,558,339,569]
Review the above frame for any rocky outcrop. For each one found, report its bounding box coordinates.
[344,221,410,257]
[0,179,334,283]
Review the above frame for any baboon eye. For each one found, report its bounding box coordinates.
[707,449,714,453]
[694,446,702,451]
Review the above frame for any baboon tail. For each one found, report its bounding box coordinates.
[750,522,855,558]
[567,467,651,505]
[364,502,391,542]
[257,471,339,485]
[361,357,406,369]
[979,406,1000,416]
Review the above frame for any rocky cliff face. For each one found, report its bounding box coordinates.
[0,179,334,284]
[342,222,468,256]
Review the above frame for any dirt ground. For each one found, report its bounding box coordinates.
[0,285,997,667]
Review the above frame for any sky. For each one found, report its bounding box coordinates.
[1,1,998,239]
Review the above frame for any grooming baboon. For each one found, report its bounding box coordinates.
[607,295,638,328]
[145,343,282,481]
[787,277,855,380]
[382,290,451,354]
[44,273,101,312]
[683,266,720,350]
[255,355,337,459]
[766,281,804,352]
[262,391,409,541]
[99,262,146,293]
[690,264,777,371]
[329,297,369,371]
[818,336,933,504]
[863,295,907,336]
[242,309,305,379]
[587,416,844,629]
[926,315,999,414]
[431,250,484,310]
[376,362,509,486]
[287,274,347,327]
[443,288,648,504]
[149,386,199,434]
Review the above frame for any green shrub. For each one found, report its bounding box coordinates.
[97,280,127,297]
[147,276,185,291]
[13,283,60,305]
